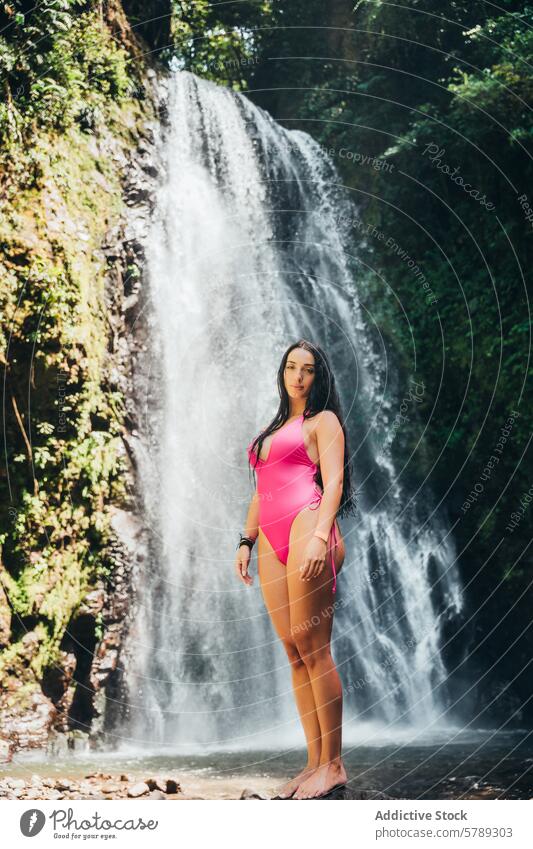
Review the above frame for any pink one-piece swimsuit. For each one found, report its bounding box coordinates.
[247,413,339,592]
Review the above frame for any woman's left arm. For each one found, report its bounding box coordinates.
[313,410,345,540]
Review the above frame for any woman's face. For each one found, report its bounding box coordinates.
[284,348,316,400]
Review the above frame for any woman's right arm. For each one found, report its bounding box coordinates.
[234,486,260,586]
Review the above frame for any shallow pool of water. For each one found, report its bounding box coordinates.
[3,727,532,800]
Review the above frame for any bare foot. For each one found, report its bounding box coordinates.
[293,760,347,799]
[273,765,318,799]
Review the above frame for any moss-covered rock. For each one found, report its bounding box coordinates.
[0,3,161,750]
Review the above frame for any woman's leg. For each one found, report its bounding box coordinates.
[285,508,347,799]
[256,528,322,797]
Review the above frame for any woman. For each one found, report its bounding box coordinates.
[235,339,357,800]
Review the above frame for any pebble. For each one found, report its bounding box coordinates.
[55,778,75,791]
[127,781,150,797]
[240,787,269,800]
[148,790,166,800]
[101,781,121,794]
[25,788,43,799]
[0,772,185,800]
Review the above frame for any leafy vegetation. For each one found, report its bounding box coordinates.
[0,1,145,714]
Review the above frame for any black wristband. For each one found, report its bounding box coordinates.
[237,535,255,550]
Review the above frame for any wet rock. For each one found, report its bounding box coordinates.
[148,789,166,799]
[67,730,91,752]
[77,589,106,617]
[43,652,78,733]
[267,785,393,801]
[25,788,43,800]
[0,737,13,763]
[97,650,118,676]
[101,781,122,794]
[145,775,180,793]
[327,786,393,800]
[240,787,269,800]
[55,778,77,791]
[79,782,98,795]
[47,729,71,757]
[1,688,56,750]
[145,777,166,792]
[127,781,150,797]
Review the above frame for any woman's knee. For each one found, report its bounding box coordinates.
[281,638,305,668]
[292,633,332,668]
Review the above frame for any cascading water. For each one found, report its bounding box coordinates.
[120,70,464,752]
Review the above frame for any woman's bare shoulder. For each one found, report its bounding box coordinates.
[311,410,342,429]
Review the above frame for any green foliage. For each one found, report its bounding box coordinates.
[0,1,144,703]
[167,0,273,88]
[0,2,134,151]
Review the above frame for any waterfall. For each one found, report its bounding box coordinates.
[120,70,464,752]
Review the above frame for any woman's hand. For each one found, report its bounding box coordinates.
[299,535,328,583]
[235,544,253,586]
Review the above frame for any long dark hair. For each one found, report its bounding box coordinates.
[248,339,357,519]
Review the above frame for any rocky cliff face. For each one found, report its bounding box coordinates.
[0,7,168,757]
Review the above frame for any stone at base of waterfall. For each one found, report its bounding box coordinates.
[0,773,183,800]
[0,738,13,763]
[56,778,77,791]
[316,786,393,800]
[127,782,150,797]
[240,787,270,800]
[267,785,394,801]
[145,775,180,793]
[102,781,122,794]
[149,789,167,800]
